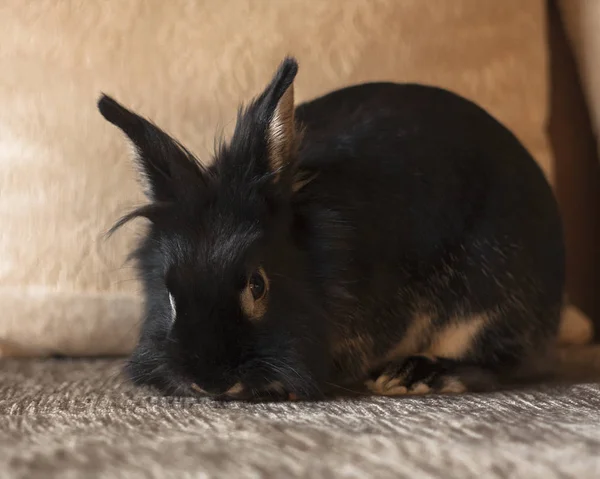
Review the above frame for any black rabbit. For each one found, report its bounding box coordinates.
[99,57,564,400]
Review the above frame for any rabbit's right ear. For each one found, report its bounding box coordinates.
[262,58,298,177]
[98,94,207,203]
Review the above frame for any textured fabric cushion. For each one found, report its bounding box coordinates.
[559,0,600,156]
[0,0,556,356]
[1,357,600,478]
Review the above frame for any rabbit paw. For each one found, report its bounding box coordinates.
[365,355,467,396]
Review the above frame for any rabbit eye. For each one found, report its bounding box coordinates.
[240,268,269,320]
[249,272,266,300]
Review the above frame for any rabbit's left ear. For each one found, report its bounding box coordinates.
[98,94,207,203]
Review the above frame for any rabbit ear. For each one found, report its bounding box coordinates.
[98,94,206,202]
[264,59,297,175]
[227,57,299,182]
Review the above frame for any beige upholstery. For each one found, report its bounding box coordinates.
[559,0,600,156]
[0,0,583,356]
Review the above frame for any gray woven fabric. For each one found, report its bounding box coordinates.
[1,359,600,479]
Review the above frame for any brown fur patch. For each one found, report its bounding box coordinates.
[191,383,206,394]
[385,312,434,361]
[439,377,467,394]
[225,382,244,396]
[240,268,269,321]
[558,304,594,346]
[365,377,407,396]
[267,84,295,174]
[365,378,433,396]
[426,313,488,359]
[265,381,286,394]
[292,170,318,193]
[409,382,431,395]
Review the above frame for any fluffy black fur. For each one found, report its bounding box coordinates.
[99,57,564,400]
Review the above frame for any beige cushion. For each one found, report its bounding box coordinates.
[559,0,600,156]
[0,0,559,356]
